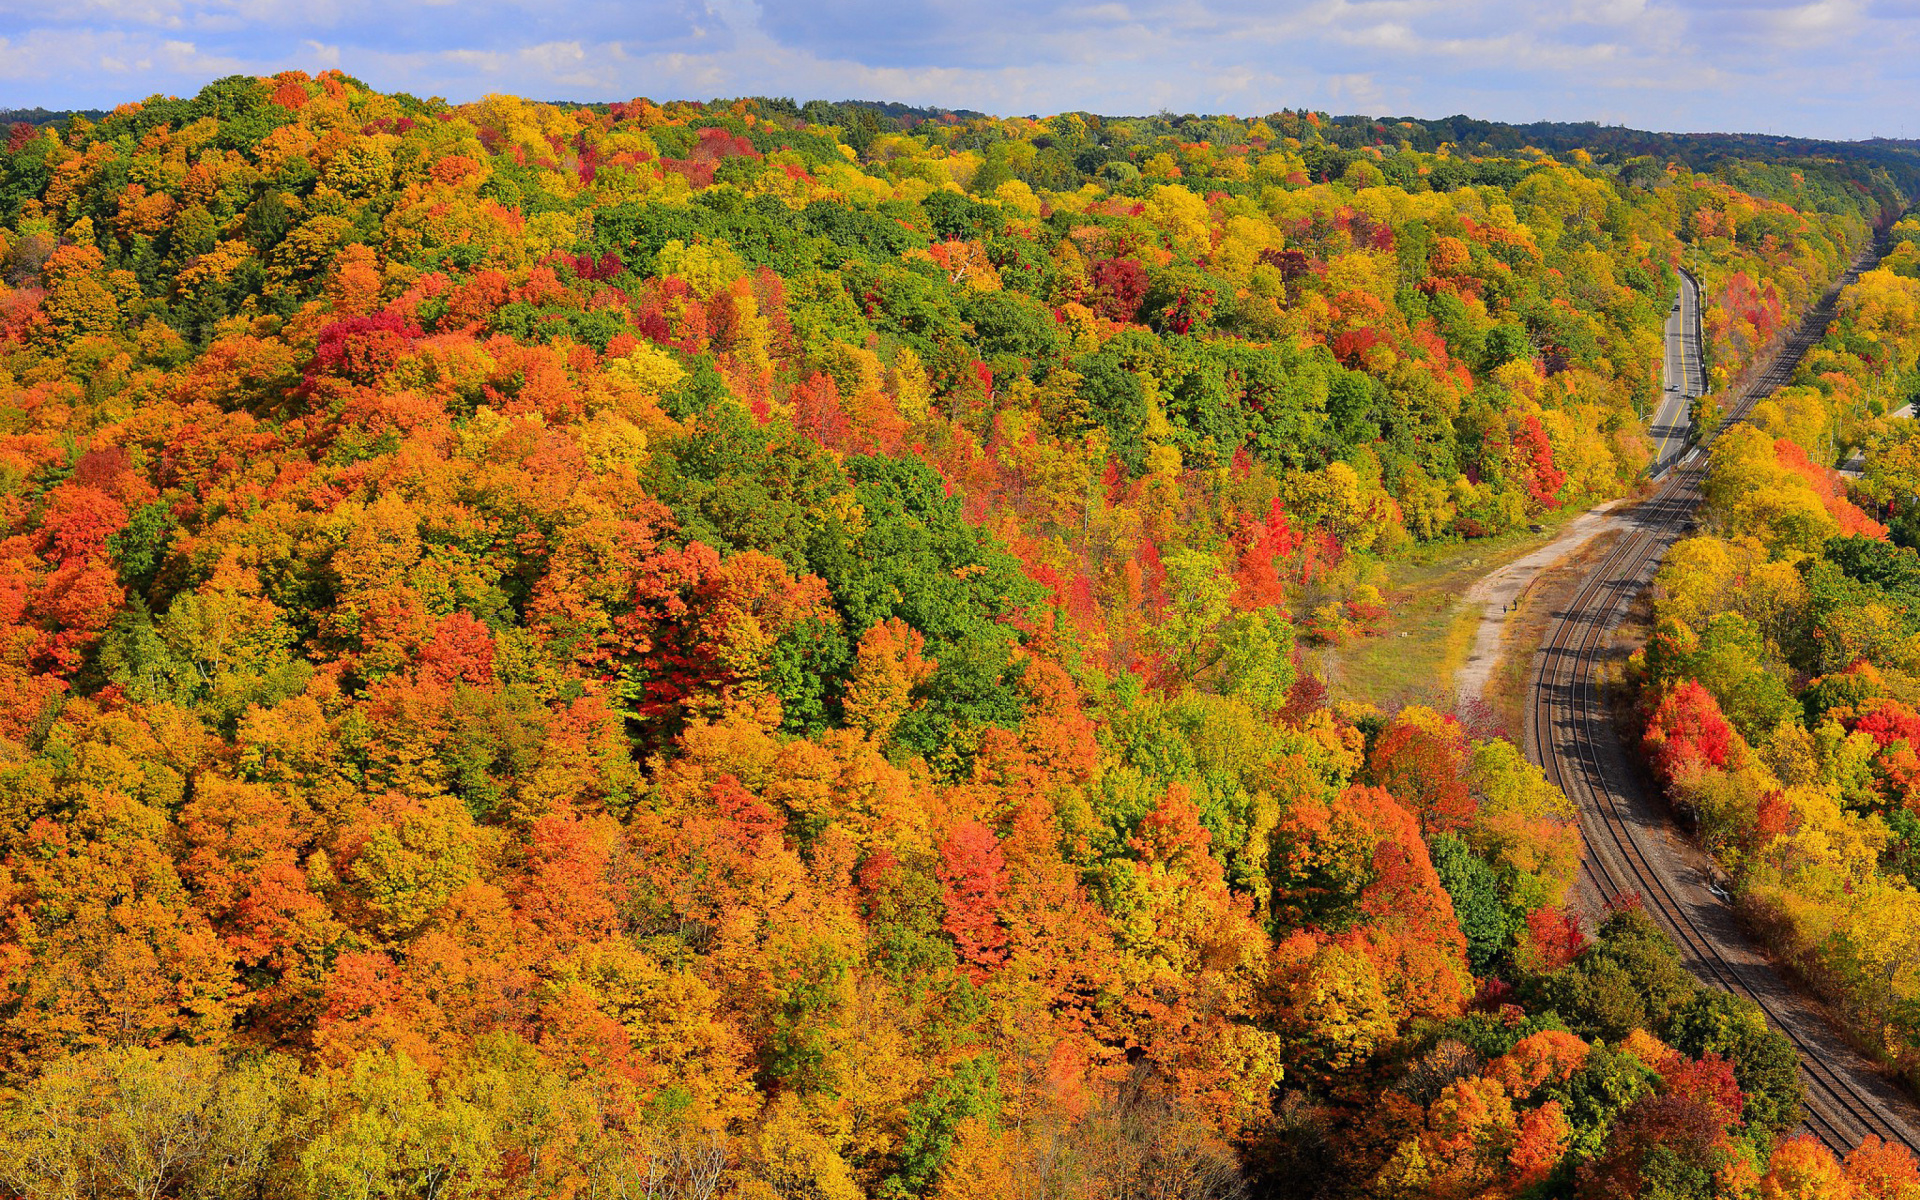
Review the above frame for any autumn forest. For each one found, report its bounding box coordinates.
[3,72,1920,1199]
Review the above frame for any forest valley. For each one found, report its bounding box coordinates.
[0,70,1918,1199]
[1636,215,1920,1121]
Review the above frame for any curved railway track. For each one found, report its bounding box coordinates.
[1523,244,1920,1155]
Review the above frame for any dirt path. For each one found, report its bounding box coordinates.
[1454,499,1631,709]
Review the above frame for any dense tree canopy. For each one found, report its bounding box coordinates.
[0,72,1911,1198]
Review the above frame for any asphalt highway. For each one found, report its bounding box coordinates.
[1652,268,1703,474]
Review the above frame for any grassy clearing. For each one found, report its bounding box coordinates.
[1316,504,1613,714]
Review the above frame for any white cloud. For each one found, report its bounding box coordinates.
[0,0,1917,138]
[0,27,245,91]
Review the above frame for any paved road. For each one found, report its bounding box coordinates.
[1652,268,1703,474]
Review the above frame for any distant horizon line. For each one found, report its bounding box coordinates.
[0,84,1910,150]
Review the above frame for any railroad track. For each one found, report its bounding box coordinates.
[1524,243,1920,1156]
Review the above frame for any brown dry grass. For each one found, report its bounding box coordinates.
[1321,507,1608,713]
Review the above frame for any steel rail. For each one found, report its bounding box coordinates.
[1522,243,1920,1155]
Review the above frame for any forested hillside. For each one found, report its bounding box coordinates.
[0,71,1916,1198]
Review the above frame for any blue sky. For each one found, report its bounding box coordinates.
[2,0,1915,139]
